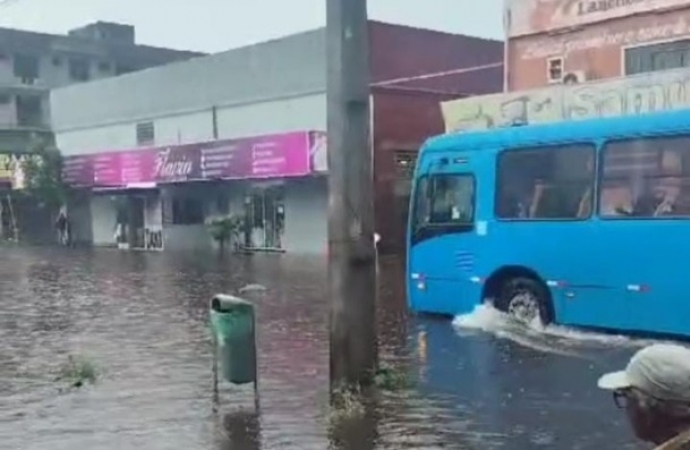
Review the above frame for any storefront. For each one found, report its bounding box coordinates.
[62,130,327,253]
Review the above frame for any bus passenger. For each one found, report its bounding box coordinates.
[598,344,690,449]
[654,178,682,217]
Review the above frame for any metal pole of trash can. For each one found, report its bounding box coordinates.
[252,316,260,413]
[212,331,219,409]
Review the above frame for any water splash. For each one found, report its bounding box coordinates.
[452,303,661,355]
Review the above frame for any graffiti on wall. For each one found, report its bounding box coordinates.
[506,0,689,37]
[441,67,690,132]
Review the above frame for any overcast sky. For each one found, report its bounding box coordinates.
[0,0,504,53]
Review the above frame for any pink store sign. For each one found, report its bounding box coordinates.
[62,131,319,187]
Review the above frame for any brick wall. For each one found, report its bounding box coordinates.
[508,7,690,90]
[367,22,504,253]
[371,88,458,254]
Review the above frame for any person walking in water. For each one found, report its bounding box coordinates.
[598,344,690,449]
[55,208,69,246]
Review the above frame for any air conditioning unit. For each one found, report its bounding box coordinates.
[563,71,587,84]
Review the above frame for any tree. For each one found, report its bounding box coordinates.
[206,214,245,252]
[21,140,67,210]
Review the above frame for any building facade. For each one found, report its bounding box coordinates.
[52,21,503,254]
[0,21,202,184]
[0,21,202,243]
[505,0,690,91]
[440,0,690,133]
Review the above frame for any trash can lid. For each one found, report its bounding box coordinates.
[210,294,254,313]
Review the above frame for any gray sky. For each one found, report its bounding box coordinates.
[0,0,504,53]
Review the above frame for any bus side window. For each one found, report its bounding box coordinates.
[496,144,595,220]
[600,137,690,219]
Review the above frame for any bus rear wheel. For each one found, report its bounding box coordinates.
[497,277,552,327]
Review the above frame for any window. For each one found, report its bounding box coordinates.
[13,53,39,82]
[0,94,11,105]
[496,145,595,220]
[98,61,111,72]
[547,57,564,83]
[15,95,43,127]
[625,39,690,76]
[216,192,229,215]
[394,151,418,235]
[136,122,155,146]
[412,174,475,237]
[68,57,90,81]
[395,151,417,178]
[599,136,690,218]
[172,198,204,225]
[52,57,61,66]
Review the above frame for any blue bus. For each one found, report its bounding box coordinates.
[407,109,690,337]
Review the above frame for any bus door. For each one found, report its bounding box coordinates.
[408,153,483,315]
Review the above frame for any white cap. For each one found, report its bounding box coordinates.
[598,344,690,403]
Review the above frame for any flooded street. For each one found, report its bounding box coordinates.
[0,247,649,449]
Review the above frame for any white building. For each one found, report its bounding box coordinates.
[52,29,328,254]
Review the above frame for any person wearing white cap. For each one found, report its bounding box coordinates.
[598,344,690,449]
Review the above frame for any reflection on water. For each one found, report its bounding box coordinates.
[0,247,646,449]
[215,411,260,450]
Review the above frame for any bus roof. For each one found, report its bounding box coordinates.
[422,108,690,153]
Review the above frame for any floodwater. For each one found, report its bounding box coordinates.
[0,247,652,449]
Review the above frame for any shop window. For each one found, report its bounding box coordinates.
[172,197,204,225]
[13,53,39,84]
[599,136,690,218]
[68,57,90,81]
[496,145,595,220]
[547,57,564,83]
[625,39,690,76]
[136,121,155,146]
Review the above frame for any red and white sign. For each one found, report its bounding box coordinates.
[506,0,690,37]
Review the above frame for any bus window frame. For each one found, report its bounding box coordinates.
[494,143,597,222]
[598,134,690,221]
[411,172,476,245]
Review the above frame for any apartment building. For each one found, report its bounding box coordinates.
[0,21,202,180]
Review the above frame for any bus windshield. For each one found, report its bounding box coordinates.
[412,174,475,236]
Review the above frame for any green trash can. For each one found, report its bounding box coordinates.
[210,294,257,385]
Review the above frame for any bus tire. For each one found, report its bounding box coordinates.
[497,277,552,326]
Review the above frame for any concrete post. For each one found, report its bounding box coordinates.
[326,0,378,389]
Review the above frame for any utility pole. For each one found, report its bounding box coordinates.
[326,0,378,389]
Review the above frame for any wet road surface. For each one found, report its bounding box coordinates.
[0,247,649,449]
